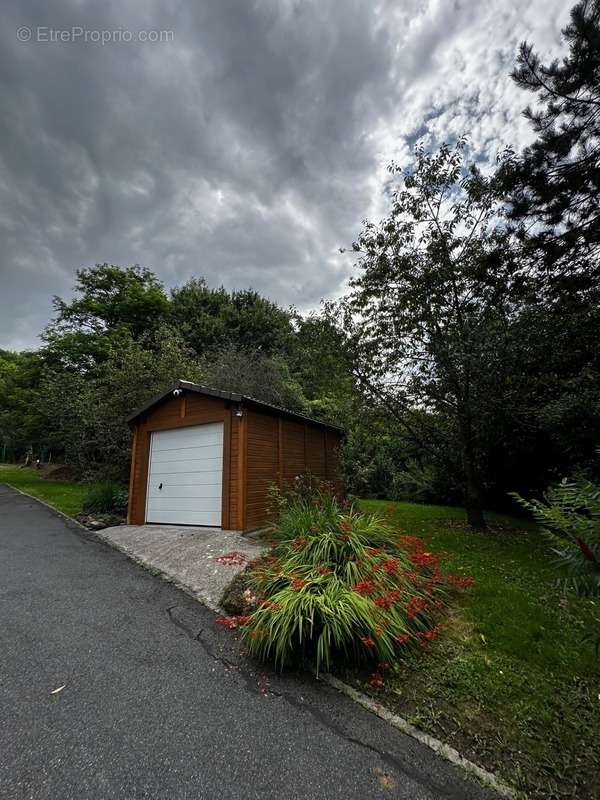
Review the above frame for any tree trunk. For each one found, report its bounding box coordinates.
[465,466,487,529]
[458,411,487,530]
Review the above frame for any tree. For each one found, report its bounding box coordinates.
[287,314,357,424]
[0,350,49,460]
[170,279,294,357]
[43,264,170,369]
[507,0,600,265]
[41,326,204,479]
[338,140,525,528]
[197,344,309,413]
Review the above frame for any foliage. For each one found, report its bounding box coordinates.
[287,315,355,410]
[336,139,525,528]
[170,278,295,357]
[82,481,128,515]
[0,350,49,459]
[42,264,170,370]
[266,473,341,520]
[391,459,440,503]
[40,325,204,480]
[240,489,451,672]
[197,345,309,412]
[513,477,600,597]
[506,0,600,265]
[2,264,350,480]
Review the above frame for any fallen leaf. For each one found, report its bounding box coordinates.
[374,767,396,790]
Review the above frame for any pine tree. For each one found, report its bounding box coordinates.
[508,0,600,265]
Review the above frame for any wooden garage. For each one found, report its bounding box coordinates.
[126,380,343,532]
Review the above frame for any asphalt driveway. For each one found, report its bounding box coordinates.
[0,485,500,800]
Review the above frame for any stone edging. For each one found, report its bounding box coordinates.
[5,484,88,530]
[321,674,518,799]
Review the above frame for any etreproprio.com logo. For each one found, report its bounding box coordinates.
[16,26,174,44]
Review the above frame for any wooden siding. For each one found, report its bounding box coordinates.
[243,409,342,531]
[127,389,343,532]
[281,420,305,484]
[245,410,279,530]
[228,416,240,529]
[306,426,326,476]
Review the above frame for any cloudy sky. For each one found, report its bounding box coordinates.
[1,0,570,351]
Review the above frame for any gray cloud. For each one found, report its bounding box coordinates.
[0,0,569,350]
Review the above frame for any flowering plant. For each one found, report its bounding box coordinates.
[237,487,471,673]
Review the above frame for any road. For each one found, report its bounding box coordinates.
[0,485,499,800]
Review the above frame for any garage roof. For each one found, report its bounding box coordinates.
[126,379,343,433]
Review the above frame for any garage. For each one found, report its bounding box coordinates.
[126,380,343,532]
[145,423,224,526]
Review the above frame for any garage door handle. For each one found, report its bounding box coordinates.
[158,483,163,490]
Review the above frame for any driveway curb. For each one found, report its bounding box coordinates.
[4,484,89,531]
[94,528,223,613]
[321,674,518,799]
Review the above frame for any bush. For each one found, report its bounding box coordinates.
[513,477,600,596]
[514,477,600,656]
[267,473,341,521]
[83,481,128,515]
[240,487,449,673]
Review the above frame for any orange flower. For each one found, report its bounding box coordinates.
[353,579,377,596]
[406,596,429,618]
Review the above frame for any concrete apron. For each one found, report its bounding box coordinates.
[97,524,267,611]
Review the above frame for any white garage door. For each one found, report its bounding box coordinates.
[145,423,224,526]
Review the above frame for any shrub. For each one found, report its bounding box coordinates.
[514,476,600,655]
[241,487,448,672]
[83,481,128,515]
[267,473,341,520]
[513,477,600,596]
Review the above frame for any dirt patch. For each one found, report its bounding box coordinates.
[39,464,75,481]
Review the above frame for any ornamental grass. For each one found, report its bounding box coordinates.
[240,485,452,673]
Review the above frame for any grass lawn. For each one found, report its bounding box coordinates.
[0,465,94,517]
[354,500,600,800]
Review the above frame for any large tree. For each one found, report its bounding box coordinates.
[507,0,600,265]
[338,140,526,528]
[197,344,309,413]
[0,349,48,460]
[43,264,170,370]
[170,278,294,357]
[41,326,204,479]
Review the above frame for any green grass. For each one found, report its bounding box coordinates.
[355,500,600,800]
[0,465,95,517]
